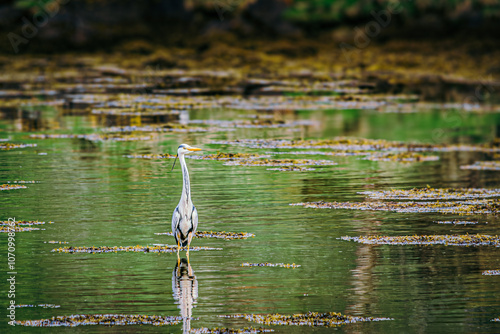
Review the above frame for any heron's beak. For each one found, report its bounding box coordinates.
[187,147,202,151]
[170,155,178,171]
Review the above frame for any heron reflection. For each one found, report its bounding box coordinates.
[172,258,198,333]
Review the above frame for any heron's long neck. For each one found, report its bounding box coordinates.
[179,154,191,204]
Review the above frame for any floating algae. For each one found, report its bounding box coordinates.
[266,166,315,172]
[212,137,500,153]
[16,304,60,309]
[358,188,500,200]
[0,226,41,232]
[192,327,274,333]
[195,152,264,161]
[0,220,52,226]
[30,133,152,142]
[461,161,500,171]
[362,152,439,162]
[155,230,255,240]
[291,199,500,215]
[15,314,182,327]
[482,270,500,275]
[52,245,222,254]
[4,180,38,184]
[0,142,37,150]
[102,125,211,133]
[224,159,336,167]
[340,234,500,247]
[242,311,392,327]
[1,184,27,191]
[0,220,53,232]
[124,153,175,159]
[125,152,264,161]
[435,221,479,225]
[241,263,301,269]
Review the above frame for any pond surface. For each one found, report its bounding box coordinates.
[1,58,500,333]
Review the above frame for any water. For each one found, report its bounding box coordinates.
[1,65,500,333]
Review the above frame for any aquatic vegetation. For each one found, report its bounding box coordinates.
[124,153,175,159]
[0,226,41,232]
[196,152,263,161]
[341,234,500,247]
[102,125,211,133]
[213,138,500,153]
[243,311,393,327]
[155,230,255,240]
[52,245,222,254]
[362,152,439,162]
[16,304,60,308]
[15,314,181,327]
[241,263,301,269]
[91,108,180,116]
[30,133,152,142]
[435,221,479,225]
[266,166,315,172]
[1,184,27,191]
[192,328,274,333]
[461,161,500,171]
[482,270,500,275]
[0,220,52,226]
[3,180,38,184]
[291,199,500,215]
[358,188,500,200]
[0,142,37,150]
[224,159,336,167]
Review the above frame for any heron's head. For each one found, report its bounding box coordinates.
[177,143,202,155]
[171,144,202,171]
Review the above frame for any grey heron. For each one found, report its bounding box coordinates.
[171,143,202,260]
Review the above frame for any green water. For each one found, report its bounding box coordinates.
[1,101,500,333]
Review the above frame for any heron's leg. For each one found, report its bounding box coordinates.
[176,236,181,265]
[186,232,193,263]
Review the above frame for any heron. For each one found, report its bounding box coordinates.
[171,143,202,261]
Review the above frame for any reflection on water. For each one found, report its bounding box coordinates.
[172,258,198,334]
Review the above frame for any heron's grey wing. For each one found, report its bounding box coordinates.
[192,206,198,235]
[172,206,181,235]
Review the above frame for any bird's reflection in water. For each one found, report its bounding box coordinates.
[172,258,198,333]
